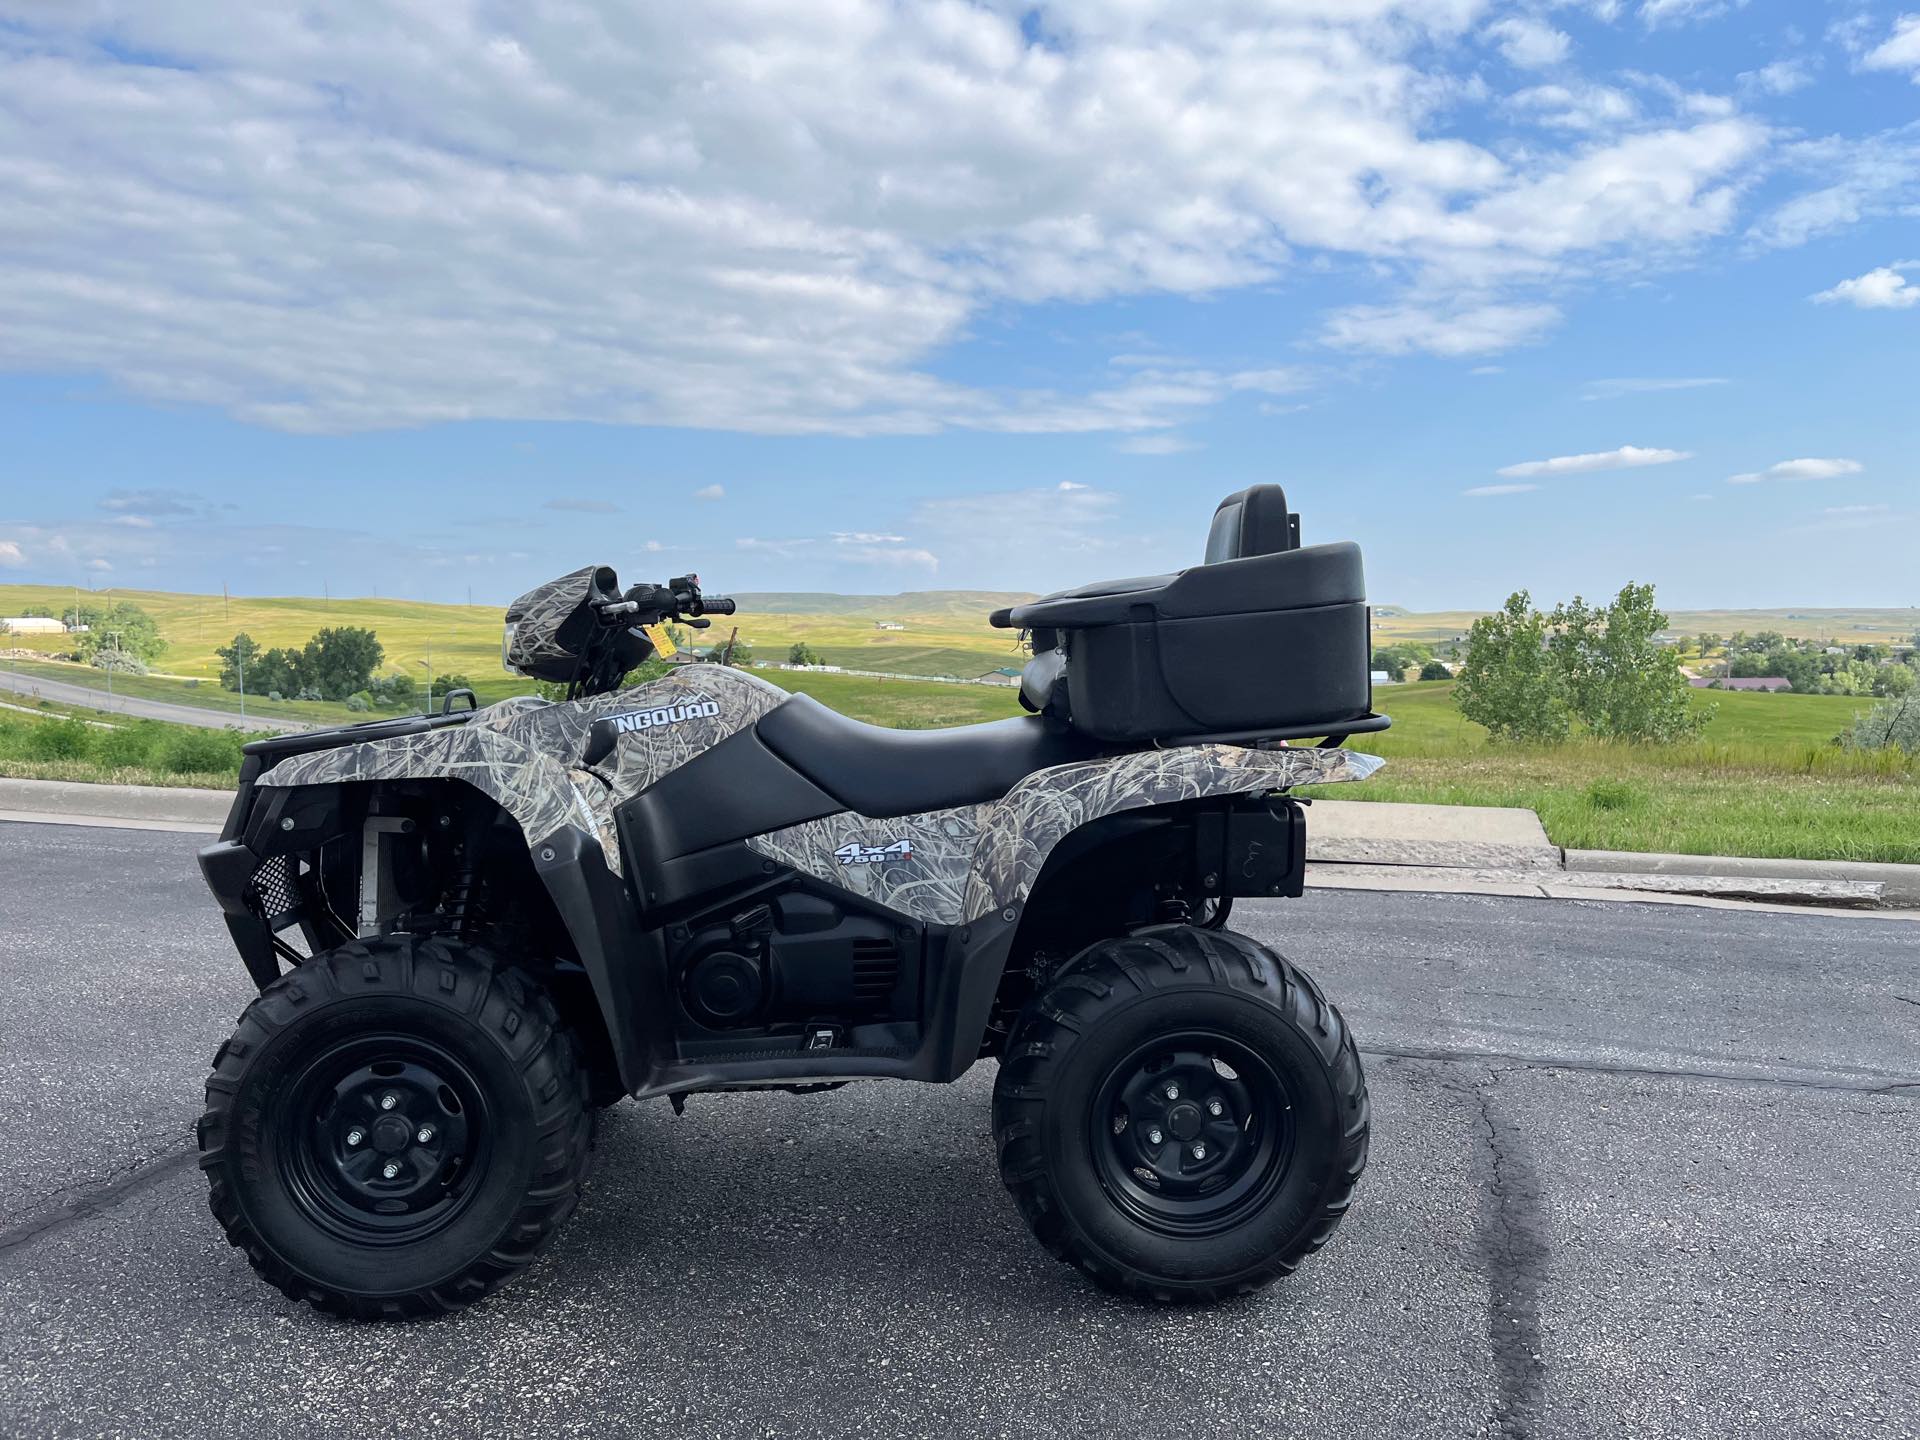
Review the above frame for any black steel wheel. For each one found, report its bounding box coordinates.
[198,936,592,1319]
[278,1038,491,1245]
[994,925,1368,1302]
[1091,1034,1295,1238]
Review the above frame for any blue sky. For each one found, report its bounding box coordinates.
[0,0,1916,610]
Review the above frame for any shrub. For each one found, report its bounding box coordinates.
[1844,694,1920,753]
[90,650,149,675]
[159,728,242,776]
[94,722,163,768]
[26,717,93,761]
[344,693,370,712]
[1418,660,1450,681]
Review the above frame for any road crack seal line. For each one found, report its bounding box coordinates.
[0,1134,195,1262]
[1470,1068,1550,1440]
[1361,1043,1920,1100]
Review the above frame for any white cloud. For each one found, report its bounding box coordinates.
[693,484,726,501]
[1507,83,1637,131]
[1811,264,1920,309]
[1116,434,1201,455]
[1727,457,1863,483]
[0,539,24,567]
[1486,17,1571,68]
[543,497,620,513]
[1581,376,1729,399]
[1463,483,1540,496]
[1639,0,1748,28]
[1321,301,1561,356]
[86,556,112,571]
[1496,445,1692,477]
[833,532,907,545]
[1750,126,1920,250]
[0,3,1792,432]
[1863,15,1920,81]
[1737,59,1815,96]
[1824,504,1889,515]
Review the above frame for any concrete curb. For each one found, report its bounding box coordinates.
[1565,849,1920,909]
[0,777,232,832]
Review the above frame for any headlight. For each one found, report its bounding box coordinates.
[501,622,517,672]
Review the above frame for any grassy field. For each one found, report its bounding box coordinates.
[1305,681,1917,862]
[0,699,257,788]
[6,580,1914,862]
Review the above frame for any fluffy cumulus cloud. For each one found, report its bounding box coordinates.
[0,1,1805,437]
[1485,16,1571,68]
[1812,264,1920,309]
[1863,15,1920,81]
[0,539,26,567]
[1495,445,1691,477]
[1726,457,1864,484]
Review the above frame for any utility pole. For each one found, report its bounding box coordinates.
[105,630,121,713]
[238,636,246,724]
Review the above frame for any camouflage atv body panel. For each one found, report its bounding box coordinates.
[257,664,1379,913]
[747,745,1383,926]
[255,666,788,875]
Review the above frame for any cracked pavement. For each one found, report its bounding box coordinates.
[1,821,1917,1439]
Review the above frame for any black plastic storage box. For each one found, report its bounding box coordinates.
[993,486,1376,743]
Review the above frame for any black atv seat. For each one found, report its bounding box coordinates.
[756,694,1099,818]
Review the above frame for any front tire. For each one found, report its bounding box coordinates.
[993,925,1368,1301]
[197,936,592,1318]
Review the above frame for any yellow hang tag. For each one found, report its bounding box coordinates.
[641,622,676,658]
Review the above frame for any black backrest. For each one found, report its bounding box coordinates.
[1204,485,1298,563]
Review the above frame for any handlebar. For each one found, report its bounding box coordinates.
[592,574,738,626]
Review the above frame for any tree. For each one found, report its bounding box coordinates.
[300,627,384,700]
[216,633,263,692]
[432,673,474,695]
[787,642,821,666]
[1548,583,1706,743]
[73,601,166,664]
[1454,592,1568,742]
[1455,584,1705,745]
[1418,659,1451,681]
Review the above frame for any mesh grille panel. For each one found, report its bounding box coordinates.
[245,855,302,929]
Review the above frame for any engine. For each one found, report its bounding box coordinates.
[672,890,913,1031]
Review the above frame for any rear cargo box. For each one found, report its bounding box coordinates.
[1006,541,1373,743]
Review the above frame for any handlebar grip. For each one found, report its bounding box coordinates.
[703,596,736,615]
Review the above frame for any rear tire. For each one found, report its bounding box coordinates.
[993,925,1368,1301]
[197,935,592,1318]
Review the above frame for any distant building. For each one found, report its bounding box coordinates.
[1370,669,1397,685]
[0,616,68,635]
[873,621,906,631]
[1690,676,1792,692]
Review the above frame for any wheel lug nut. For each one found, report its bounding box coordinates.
[381,1161,401,1179]
[1163,1083,1180,1101]
[379,1093,398,1111]
[345,1128,365,1147]
[416,1126,434,1144]
[1206,1099,1224,1117]
[1191,1143,1208,1161]
[1146,1126,1165,1146]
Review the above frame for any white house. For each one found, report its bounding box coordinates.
[0,616,69,635]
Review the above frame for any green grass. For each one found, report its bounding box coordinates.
[0,705,258,788]
[1304,680,1918,862]
[767,670,1022,728]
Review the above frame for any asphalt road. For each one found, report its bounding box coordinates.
[1,822,1916,1440]
[0,667,306,733]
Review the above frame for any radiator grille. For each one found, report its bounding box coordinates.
[850,937,899,1004]
[245,856,303,931]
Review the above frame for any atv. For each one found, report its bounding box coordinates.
[195,484,1389,1317]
